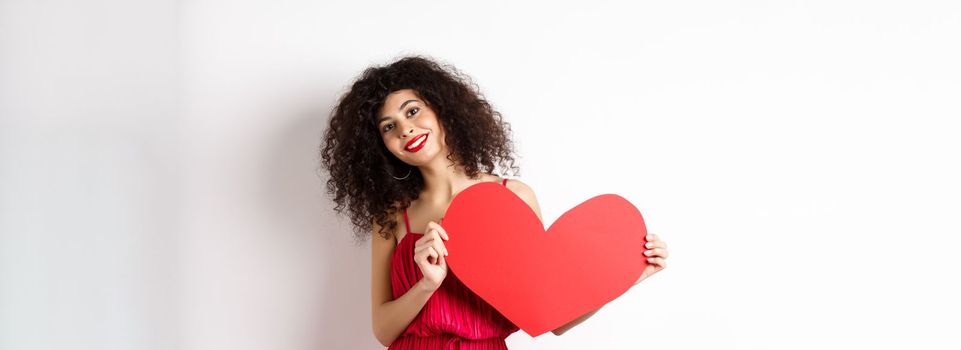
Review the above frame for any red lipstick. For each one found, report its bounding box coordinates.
[405,133,428,152]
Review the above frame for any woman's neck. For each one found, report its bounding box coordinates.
[417,154,481,205]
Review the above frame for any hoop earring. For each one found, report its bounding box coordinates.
[388,166,412,180]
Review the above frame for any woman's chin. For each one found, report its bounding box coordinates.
[403,148,441,166]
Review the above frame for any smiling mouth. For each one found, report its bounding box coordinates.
[405,133,428,152]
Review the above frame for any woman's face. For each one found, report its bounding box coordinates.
[377,89,447,166]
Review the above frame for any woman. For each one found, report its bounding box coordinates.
[320,55,669,349]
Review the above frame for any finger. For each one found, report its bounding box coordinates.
[644,248,668,258]
[432,237,448,257]
[426,227,441,242]
[427,247,439,264]
[415,235,434,247]
[647,257,666,267]
[427,221,450,240]
[414,247,428,264]
[416,232,428,241]
[414,246,430,262]
[414,238,432,251]
[644,240,666,249]
[415,245,439,261]
[645,233,660,242]
[414,244,431,254]
[427,221,449,240]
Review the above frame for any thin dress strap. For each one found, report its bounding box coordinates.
[402,207,412,234]
[502,178,508,186]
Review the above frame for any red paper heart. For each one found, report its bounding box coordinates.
[443,182,647,337]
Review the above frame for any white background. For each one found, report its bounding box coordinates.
[2,0,959,349]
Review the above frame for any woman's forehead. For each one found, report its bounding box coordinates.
[379,89,423,115]
[384,89,419,104]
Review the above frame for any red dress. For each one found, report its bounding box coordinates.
[388,178,519,349]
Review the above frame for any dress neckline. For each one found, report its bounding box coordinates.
[396,177,508,248]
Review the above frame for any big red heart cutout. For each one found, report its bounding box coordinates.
[442,181,647,337]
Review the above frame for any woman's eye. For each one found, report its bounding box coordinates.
[381,107,417,133]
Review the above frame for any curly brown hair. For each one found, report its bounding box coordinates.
[320,55,520,242]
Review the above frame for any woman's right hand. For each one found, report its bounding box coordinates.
[414,220,450,292]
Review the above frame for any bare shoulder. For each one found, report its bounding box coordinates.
[372,203,403,245]
[502,177,542,221]
[370,214,397,247]
[504,177,537,200]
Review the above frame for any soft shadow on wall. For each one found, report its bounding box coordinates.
[258,85,382,349]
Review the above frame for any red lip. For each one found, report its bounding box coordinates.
[405,133,429,152]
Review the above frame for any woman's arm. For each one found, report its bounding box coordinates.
[370,219,435,347]
[552,308,602,335]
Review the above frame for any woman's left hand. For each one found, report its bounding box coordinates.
[634,233,668,286]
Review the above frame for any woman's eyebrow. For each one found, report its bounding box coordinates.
[378,99,419,123]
